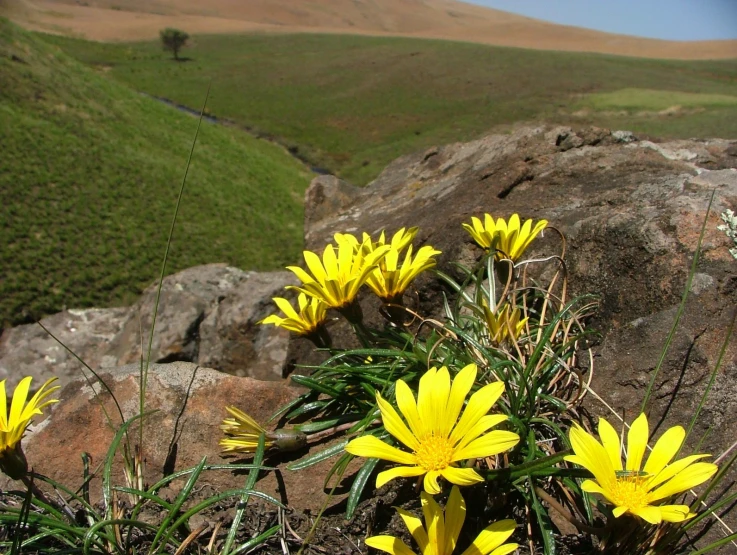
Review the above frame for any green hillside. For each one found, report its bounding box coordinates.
[43,32,737,186]
[0,19,311,328]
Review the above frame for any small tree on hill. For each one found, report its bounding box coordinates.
[160,28,189,61]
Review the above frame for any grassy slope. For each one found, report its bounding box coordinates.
[0,19,310,328]
[42,33,737,186]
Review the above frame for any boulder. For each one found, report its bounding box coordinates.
[0,306,129,390]
[8,362,352,515]
[0,264,297,387]
[301,124,737,457]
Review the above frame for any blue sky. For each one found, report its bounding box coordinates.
[462,1,737,41]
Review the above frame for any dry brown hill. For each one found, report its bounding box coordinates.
[2,0,736,59]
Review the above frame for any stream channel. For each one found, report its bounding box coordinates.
[148,94,332,176]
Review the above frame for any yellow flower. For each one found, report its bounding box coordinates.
[366,244,441,302]
[336,227,439,302]
[0,376,59,479]
[366,486,518,555]
[260,293,327,335]
[482,302,527,345]
[345,364,519,494]
[220,406,271,453]
[220,406,306,454]
[462,213,547,262]
[565,413,718,524]
[287,239,389,309]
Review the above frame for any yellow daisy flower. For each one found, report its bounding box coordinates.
[287,239,389,309]
[220,406,306,454]
[366,244,441,303]
[366,486,518,555]
[462,213,547,262]
[481,302,527,345]
[0,376,59,479]
[345,364,519,494]
[566,413,718,524]
[337,227,439,303]
[260,293,327,335]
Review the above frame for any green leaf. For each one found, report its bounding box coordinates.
[346,458,380,519]
[529,479,556,555]
[287,440,349,471]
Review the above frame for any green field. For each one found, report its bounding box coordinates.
[0,19,311,328]
[43,32,737,185]
[3,23,737,329]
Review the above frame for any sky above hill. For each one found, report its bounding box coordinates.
[464,0,737,41]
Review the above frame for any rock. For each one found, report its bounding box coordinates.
[300,124,737,468]
[198,271,297,380]
[8,362,354,514]
[304,175,362,244]
[0,307,129,390]
[104,264,250,366]
[0,264,297,387]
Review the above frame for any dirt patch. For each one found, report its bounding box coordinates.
[3,0,736,60]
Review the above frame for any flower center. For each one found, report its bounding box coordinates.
[414,434,454,471]
[610,473,651,510]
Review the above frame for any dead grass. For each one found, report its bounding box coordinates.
[3,0,737,60]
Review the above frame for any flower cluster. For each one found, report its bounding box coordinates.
[261,227,441,337]
[228,213,721,554]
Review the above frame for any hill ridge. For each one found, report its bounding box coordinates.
[2,0,736,60]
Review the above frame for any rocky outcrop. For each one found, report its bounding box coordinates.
[0,264,296,388]
[301,125,737,459]
[3,125,736,552]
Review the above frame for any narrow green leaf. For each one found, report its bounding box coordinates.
[346,457,380,519]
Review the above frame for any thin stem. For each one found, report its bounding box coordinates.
[534,486,605,537]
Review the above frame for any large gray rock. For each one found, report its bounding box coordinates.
[0,307,129,389]
[0,264,297,388]
[198,271,298,380]
[301,124,737,457]
[104,264,250,366]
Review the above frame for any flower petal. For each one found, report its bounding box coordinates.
[8,377,32,426]
[657,505,695,522]
[460,519,516,555]
[643,425,685,476]
[626,413,649,472]
[450,381,504,445]
[423,470,443,494]
[345,436,416,465]
[376,465,426,489]
[416,367,438,435]
[365,536,417,555]
[376,393,419,451]
[452,414,509,454]
[630,505,662,525]
[421,492,444,551]
[396,508,428,552]
[646,454,709,490]
[568,425,616,488]
[439,466,484,488]
[444,487,466,555]
[443,364,477,438]
[648,462,717,502]
[453,430,520,461]
[395,380,424,439]
[430,367,451,435]
[597,417,623,472]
